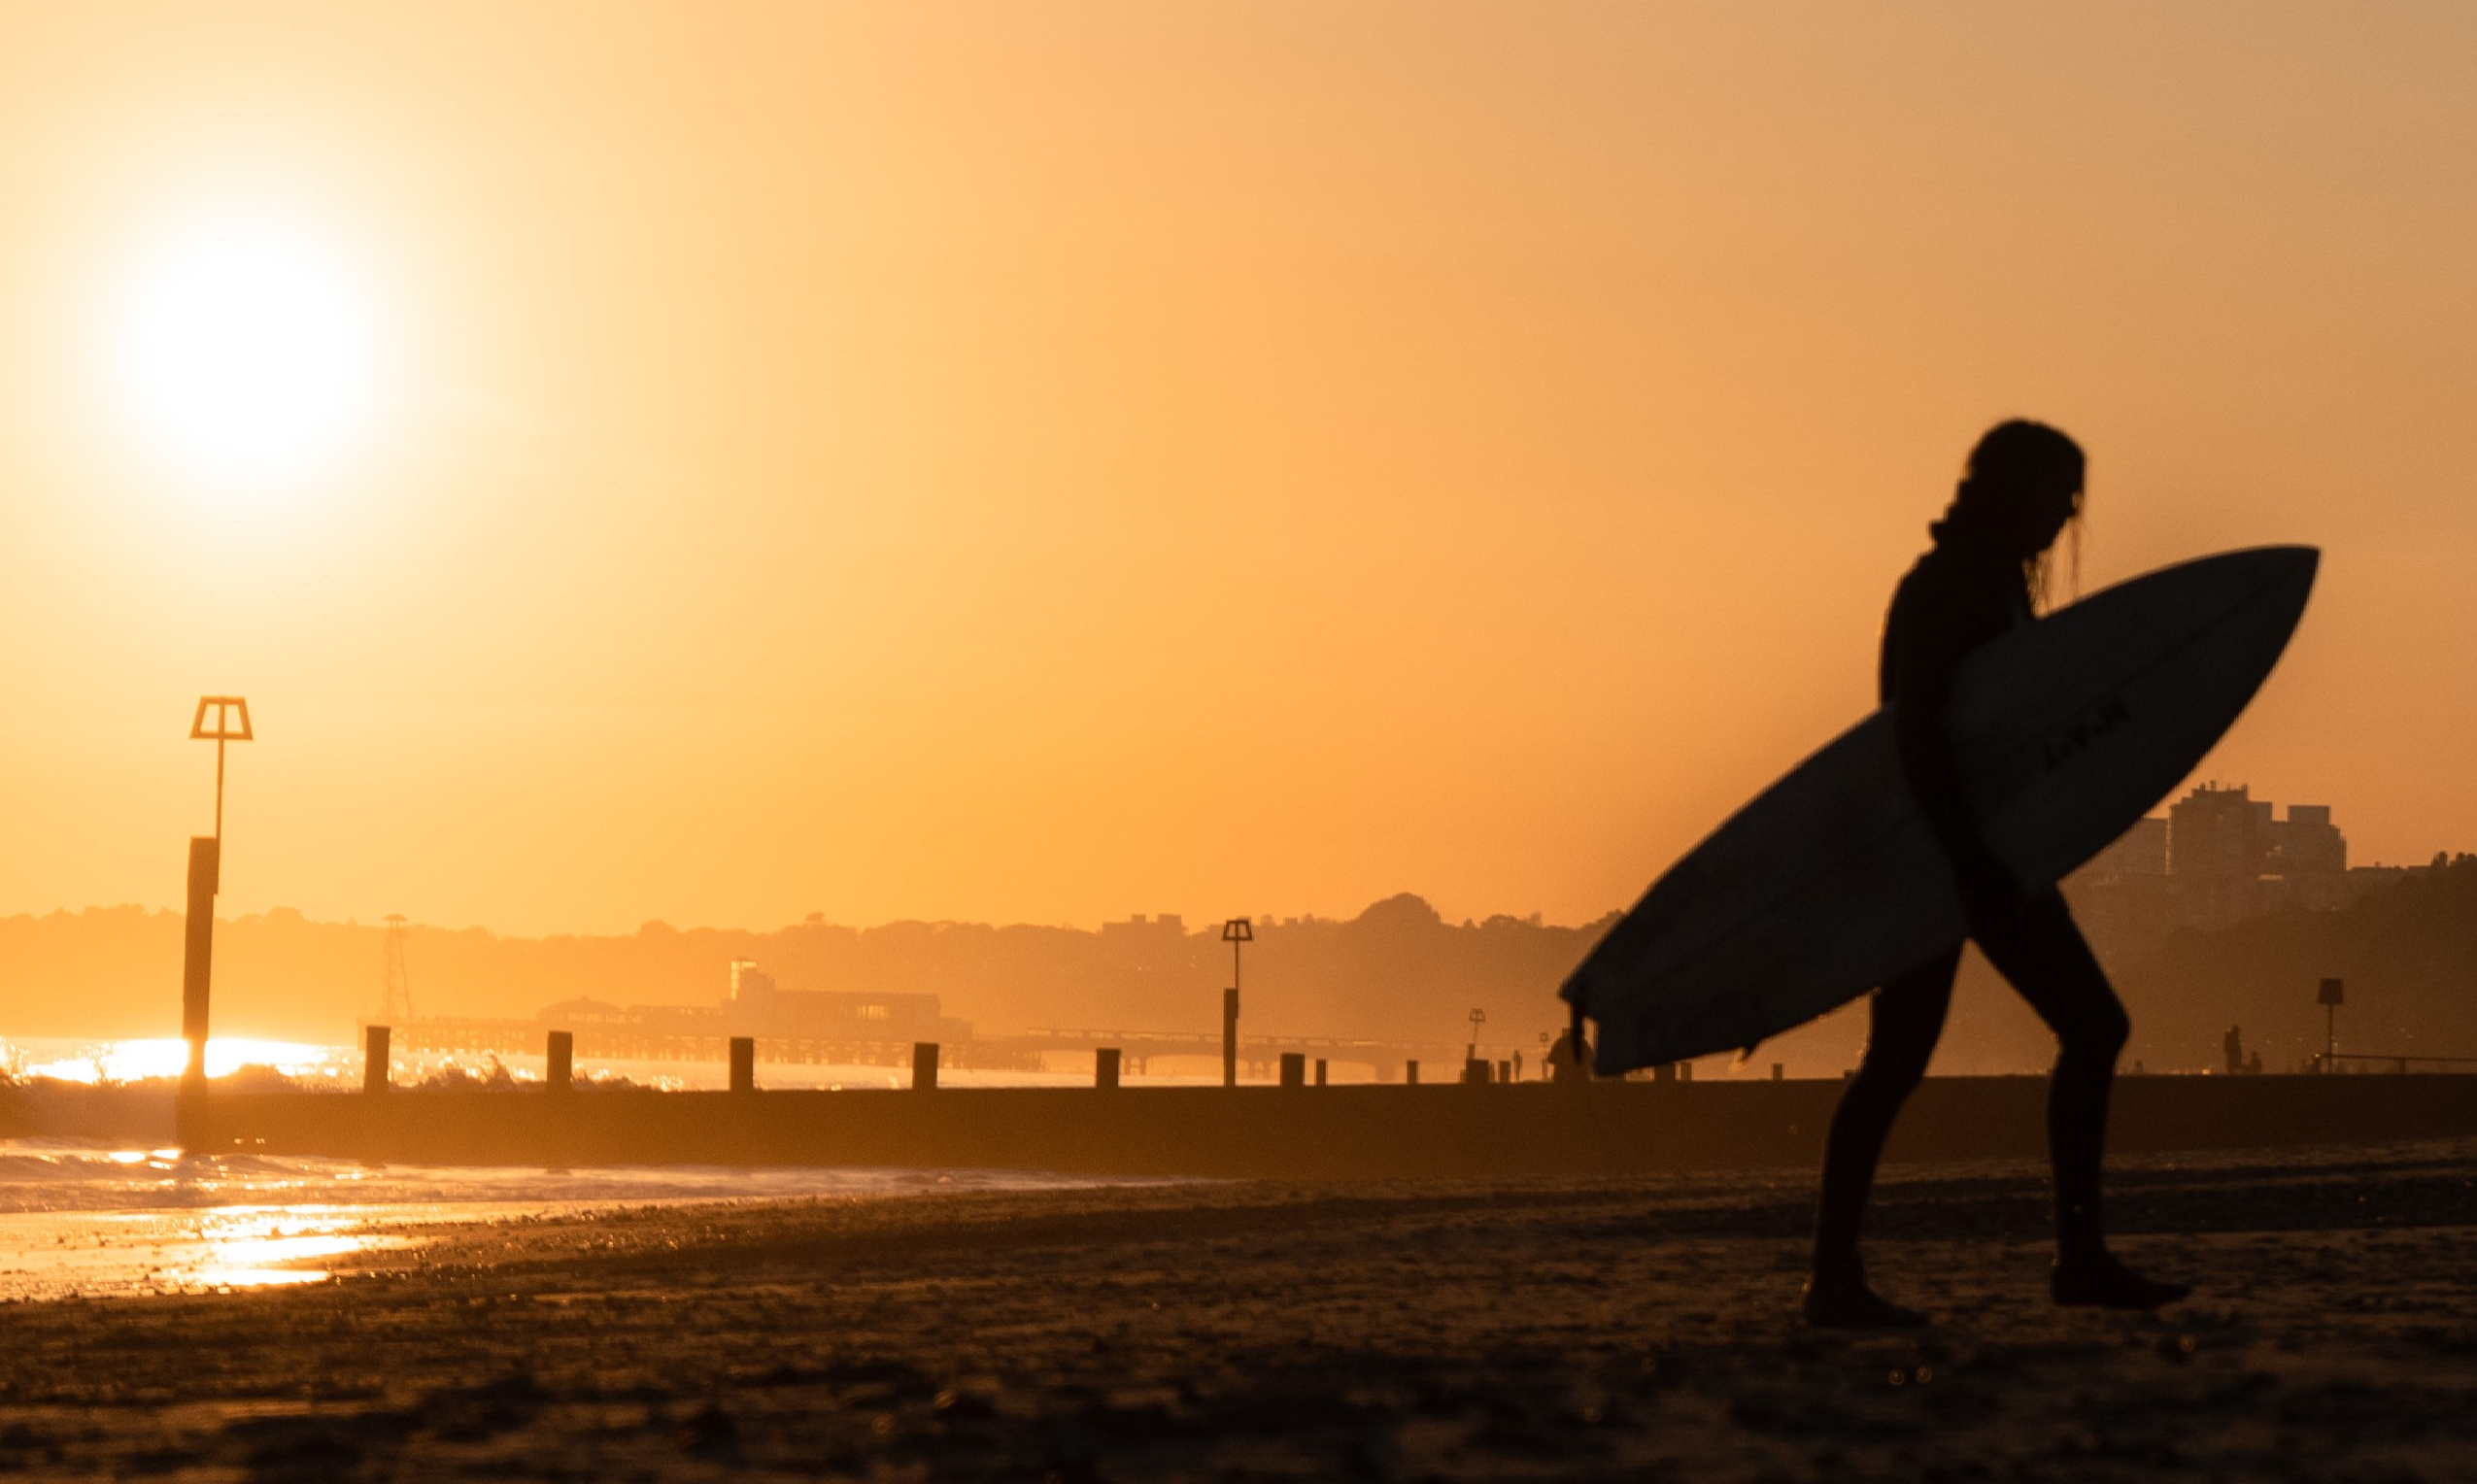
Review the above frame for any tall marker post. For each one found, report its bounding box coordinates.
[1221,918,1252,1088]
[180,696,252,1143]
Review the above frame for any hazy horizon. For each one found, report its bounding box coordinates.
[5,890,1618,941]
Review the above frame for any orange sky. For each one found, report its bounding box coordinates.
[1,3,2472,937]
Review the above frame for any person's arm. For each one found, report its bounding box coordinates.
[1887,574,2027,932]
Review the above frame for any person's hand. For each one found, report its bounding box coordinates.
[1952,843,2027,936]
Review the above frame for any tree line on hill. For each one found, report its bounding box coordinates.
[2106,853,2477,1072]
[4,861,2470,1075]
[0,894,1613,1062]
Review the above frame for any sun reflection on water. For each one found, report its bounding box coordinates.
[18,1036,352,1085]
[0,1202,420,1299]
[0,1127,1146,1300]
[159,1207,410,1290]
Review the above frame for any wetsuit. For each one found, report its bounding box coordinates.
[1812,519,2132,1284]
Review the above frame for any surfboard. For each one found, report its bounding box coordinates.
[1562,545,2319,1076]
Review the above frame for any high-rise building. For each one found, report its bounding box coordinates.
[2168,783,2269,881]
[2073,786,2361,952]
[2272,803,2347,876]
[2167,783,2272,928]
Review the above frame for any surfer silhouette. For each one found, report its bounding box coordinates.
[1803,421,2191,1327]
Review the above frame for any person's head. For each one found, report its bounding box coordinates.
[1942,419,2085,604]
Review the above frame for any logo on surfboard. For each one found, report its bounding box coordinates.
[2041,692,2131,769]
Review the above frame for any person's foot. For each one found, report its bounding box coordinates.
[1800,1276,1928,1328]
[2051,1251,2191,1310]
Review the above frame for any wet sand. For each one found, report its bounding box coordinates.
[2,1140,2474,1479]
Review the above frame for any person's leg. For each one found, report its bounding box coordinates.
[1807,945,1958,1323]
[1976,891,2187,1308]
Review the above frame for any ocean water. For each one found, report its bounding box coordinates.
[0,1139,1144,1301]
[0,1032,1200,1299]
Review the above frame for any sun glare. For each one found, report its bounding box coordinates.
[23,1037,348,1085]
[111,219,384,491]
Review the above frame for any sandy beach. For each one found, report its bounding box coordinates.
[0,1139,2471,1480]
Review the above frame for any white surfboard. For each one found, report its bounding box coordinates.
[1563,546,2319,1075]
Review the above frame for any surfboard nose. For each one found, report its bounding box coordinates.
[2218,543,2318,580]
[2140,545,2317,627]
[2238,543,2317,578]
[2226,543,2319,622]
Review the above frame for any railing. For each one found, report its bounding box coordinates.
[2314,1052,2477,1073]
[1018,1028,1459,1054]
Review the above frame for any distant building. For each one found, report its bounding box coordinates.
[2158,783,2353,928]
[2168,783,2272,882]
[2070,784,2368,959]
[2272,803,2347,875]
[1101,913,1186,935]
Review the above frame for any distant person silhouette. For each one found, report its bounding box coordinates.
[1804,421,2190,1327]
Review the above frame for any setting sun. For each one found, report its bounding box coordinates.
[109,219,383,491]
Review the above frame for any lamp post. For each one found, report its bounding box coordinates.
[2318,977,2345,1069]
[180,696,252,1136]
[1220,918,1252,1088]
[1467,1007,1486,1080]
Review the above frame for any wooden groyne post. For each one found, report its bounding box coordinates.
[913,1041,939,1091]
[1279,1052,1306,1088]
[363,1025,390,1095]
[730,1036,755,1093]
[177,695,251,1147]
[1096,1047,1122,1090]
[547,1029,573,1092]
[177,835,219,1140]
